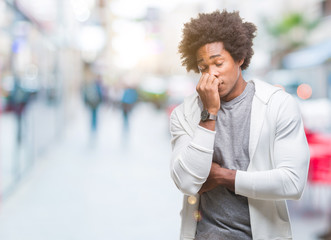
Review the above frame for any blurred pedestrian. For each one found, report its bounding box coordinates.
[169,10,310,240]
[121,86,138,131]
[7,78,32,144]
[83,75,103,135]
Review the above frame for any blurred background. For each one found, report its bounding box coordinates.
[0,0,330,239]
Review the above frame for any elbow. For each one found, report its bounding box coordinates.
[288,155,310,200]
[283,170,306,200]
[170,154,209,195]
[178,181,201,196]
[171,170,202,195]
[287,186,304,200]
[292,177,306,200]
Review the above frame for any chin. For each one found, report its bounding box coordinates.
[218,88,225,96]
[219,91,230,101]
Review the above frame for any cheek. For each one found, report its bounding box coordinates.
[218,64,239,83]
[228,66,241,81]
[220,64,236,78]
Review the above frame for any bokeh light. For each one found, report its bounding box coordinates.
[194,210,202,222]
[187,195,197,205]
[297,83,313,100]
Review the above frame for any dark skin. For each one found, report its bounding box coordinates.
[195,42,246,194]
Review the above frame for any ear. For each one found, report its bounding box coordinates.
[238,59,244,67]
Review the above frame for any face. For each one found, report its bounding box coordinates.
[196,42,245,102]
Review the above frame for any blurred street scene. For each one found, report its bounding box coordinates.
[0,0,331,239]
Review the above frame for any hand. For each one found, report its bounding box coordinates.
[198,162,222,194]
[196,73,220,115]
[198,162,236,194]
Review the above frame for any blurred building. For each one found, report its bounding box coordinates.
[263,0,331,132]
[0,0,103,199]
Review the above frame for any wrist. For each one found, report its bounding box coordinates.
[205,108,219,115]
[209,110,218,115]
[219,168,236,192]
[201,109,218,122]
[199,120,216,131]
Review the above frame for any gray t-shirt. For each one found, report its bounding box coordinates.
[196,81,255,240]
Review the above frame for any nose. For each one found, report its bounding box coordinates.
[208,65,219,77]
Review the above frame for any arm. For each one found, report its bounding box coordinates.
[170,73,220,195]
[170,110,216,195]
[235,95,310,200]
[199,94,310,200]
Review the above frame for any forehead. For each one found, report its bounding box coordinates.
[196,42,227,61]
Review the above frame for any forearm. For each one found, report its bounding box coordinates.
[202,166,305,199]
[235,167,307,200]
[171,125,216,195]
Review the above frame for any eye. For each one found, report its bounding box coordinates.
[215,63,223,67]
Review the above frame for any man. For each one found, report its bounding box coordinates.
[170,10,310,240]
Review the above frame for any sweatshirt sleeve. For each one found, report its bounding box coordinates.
[170,108,216,196]
[235,95,310,200]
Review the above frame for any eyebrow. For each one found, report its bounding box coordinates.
[197,54,222,64]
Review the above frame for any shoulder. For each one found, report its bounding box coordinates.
[268,90,302,125]
[251,79,283,104]
[269,89,298,110]
[170,92,200,118]
[251,79,302,120]
[170,92,201,137]
[251,79,298,111]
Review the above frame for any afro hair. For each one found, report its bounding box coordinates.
[178,10,257,73]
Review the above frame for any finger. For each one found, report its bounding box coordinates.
[201,73,210,88]
[197,73,209,91]
[205,75,217,91]
[206,74,216,86]
[211,77,220,89]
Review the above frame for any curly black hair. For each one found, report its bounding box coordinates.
[178,10,257,73]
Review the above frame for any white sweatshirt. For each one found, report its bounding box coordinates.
[170,79,310,240]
